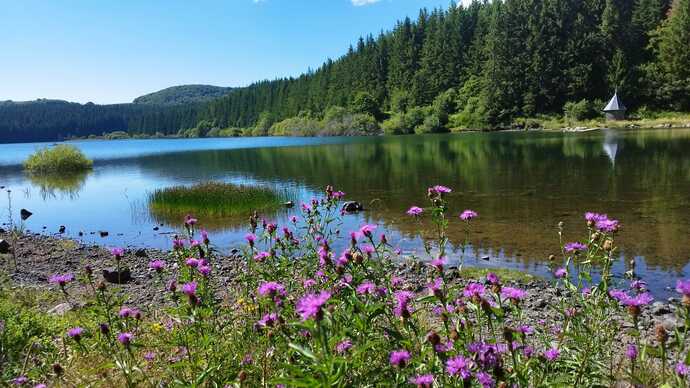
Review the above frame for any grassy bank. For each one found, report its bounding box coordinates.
[23,145,93,174]
[148,181,284,218]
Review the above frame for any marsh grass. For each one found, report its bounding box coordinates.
[23,144,93,174]
[148,181,285,218]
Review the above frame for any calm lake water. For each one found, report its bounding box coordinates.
[1,129,689,295]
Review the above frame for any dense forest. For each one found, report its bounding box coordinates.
[1,0,688,142]
[132,85,234,106]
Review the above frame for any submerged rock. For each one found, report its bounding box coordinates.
[99,231,109,237]
[20,209,33,220]
[342,201,364,213]
[59,225,66,234]
[135,248,148,258]
[0,239,10,254]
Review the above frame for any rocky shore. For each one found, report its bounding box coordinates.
[0,230,685,348]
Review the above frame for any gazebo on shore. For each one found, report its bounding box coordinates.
[603,89,627,121]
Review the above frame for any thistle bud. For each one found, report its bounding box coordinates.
[603,239,613,251]
[238,370,247,382]
[52,363,64,376]
[426,331,441,346]
[656,324,668,344]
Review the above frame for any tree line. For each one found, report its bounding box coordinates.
[1,0,688,142]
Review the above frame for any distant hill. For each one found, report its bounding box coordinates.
[132,85,233,106]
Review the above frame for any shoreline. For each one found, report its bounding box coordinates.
[0,230,683,339]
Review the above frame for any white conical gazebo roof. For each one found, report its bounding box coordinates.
[603,90,626,112]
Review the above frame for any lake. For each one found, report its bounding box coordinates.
[1,129,689,296]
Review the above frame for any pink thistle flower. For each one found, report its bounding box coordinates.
[148,260,165,272]
[185,258,200,268]
[356,280,377,295]
[67,327,84,341]
[117,332,133,347]
[296,291,331,321]
[430,257,446,270]
[463,283,486,299]
[409,374,434,387]
[110,247,124,258]
[676,279,690,296]
[543,347,560,361]
[198,265,211,277]
[393,290,415,318]
[303,278,317,289]
[446,355,472,379]
[564,242,587,253]
[626,344,638,360]
[254,251,270,262]
[200,229,209,244]
[258,282,287,299]
[245,233,256,246]
[407,206,423,216]
[182,282,197,297]
[184,214,197,226]
[359,224,377,238]
[554,268,567,278]
[173,238,185,250]
[257,313,279,328]
[429,185,452,195]
[428,277,444,297]
[486,272,500,285]
[475,371,494,388]
[460,209,478,221]
[391,275,403,288]
[584,212,608,224]
[676,362,689,376]
[389,350,411,367]
[49,273,74,287]
[501,287,527,302]
[335,339,352,354]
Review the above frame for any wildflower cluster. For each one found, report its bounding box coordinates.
[5,185,690,387]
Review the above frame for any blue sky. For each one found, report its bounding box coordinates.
[1,0,463,104]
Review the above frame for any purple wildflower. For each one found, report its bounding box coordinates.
[245,233,256,246]
[185,258,199,268]
[631,280,647,291]
[49,273,74,287]
[585,212,608,224]
[409,374,434,387]
[303,278,317,289]
[296,291,331,321]
[407,206,423,216]
[357,280,376,295]
[182,282,197,297]
[446,355,472,379]
[198,265,211,277]
[184,215,197,226]
[460,209,478,221]
[463,283,486,299]
[626,344,638,360]
[110,247,124,258]
[518,325,534,335]
[359,224,377,238]
[486,272,500,285]
[254,251,270,262]
[117,332,133,347]
[676,279,690,296]
[336,339,353,354]
[564,242,587,253]
[257,313,279,328]
[429,185,452,195]
[544,347,560,361]
[428,277,444,297]
[67,327,84,340]
[148,260,165,272]
[501,287,527,302]
[554,268,567,279]
[430,256,446,270]
[173,238,185,250]
[258,282,287,299]
[475,371,494,388]
[393,290,415,318]
[596,218,619,233]
[389,350,411,367]
[676,362,690,376]
[12,376,29,385]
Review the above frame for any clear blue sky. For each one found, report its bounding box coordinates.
[1,0,463,104]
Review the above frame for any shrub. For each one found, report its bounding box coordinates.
[563,99,599,121]
[23,144,93,174]
[322,107,380,136]
[148,181,284,218]
[269,116,322,136]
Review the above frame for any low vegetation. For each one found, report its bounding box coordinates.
[148,181,284,218]
[23,145,93,174]
[2,185,690,386]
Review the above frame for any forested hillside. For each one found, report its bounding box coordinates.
[133,85,233,106]
[1,0,688,142]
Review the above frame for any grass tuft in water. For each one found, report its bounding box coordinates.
[148,181,284,218]
[23,144,93,174]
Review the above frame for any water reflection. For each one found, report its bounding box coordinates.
[0,129,688,291]
[27,171,89,200]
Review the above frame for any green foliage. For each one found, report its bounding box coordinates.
[148,181,284,218]
[563,99,600,121]
[23,145,93,174]
[269,116,323,137]
[350,92,382,120]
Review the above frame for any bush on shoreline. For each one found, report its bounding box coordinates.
[3,184,690,386]
[23,144,93,174]
[148,181,284,218]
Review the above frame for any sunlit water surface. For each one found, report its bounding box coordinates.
[1,130,689,296]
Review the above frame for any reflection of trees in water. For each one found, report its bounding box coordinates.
[118,130,690,269]
[27,171,89,200]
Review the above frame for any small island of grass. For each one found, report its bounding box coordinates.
[148,181,284,218]
[23,144,93,174]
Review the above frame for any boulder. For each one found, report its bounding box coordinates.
[134,248,148,258]
[284,201,295,208]
[102,268,132,284]
[342,201,364,213]
[47,302,73,316]
[99,231,109,237]
[20,209,33,220]
[58,225,66,234]
[0,239,10,254]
